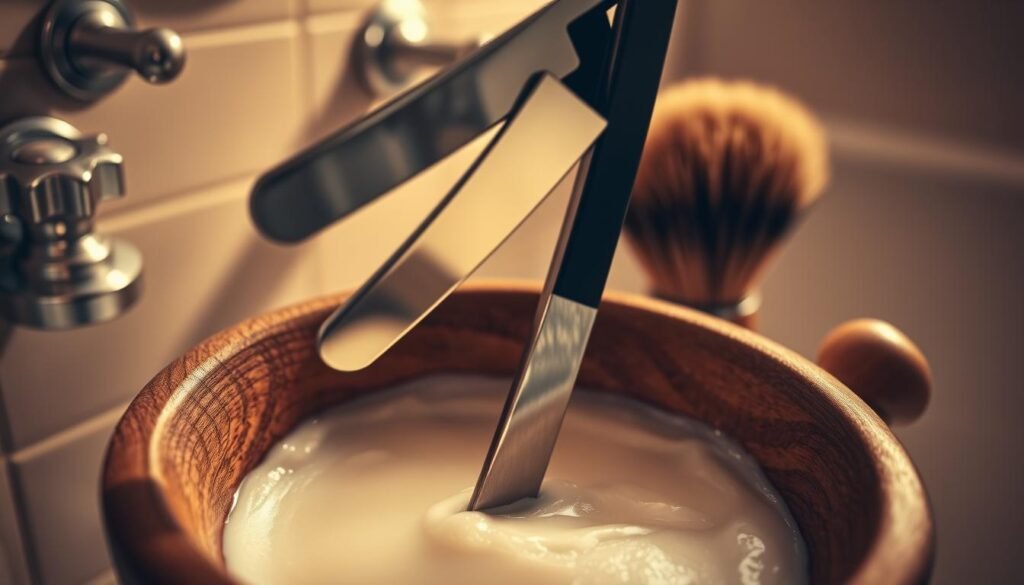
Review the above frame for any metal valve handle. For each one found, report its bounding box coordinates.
[40,0,186,100]
[0,117,143,329]
[357,0,481,97]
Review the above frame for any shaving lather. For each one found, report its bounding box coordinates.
[250,0,676,510]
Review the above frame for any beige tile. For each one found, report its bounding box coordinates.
[304,0,379,15]
[9,407,123,585]
[427,1,552,41]
[299,0,560,127]
[0,0,297,58]
[432,0,549,31]
[304,0,546,19]
[134,0,297,34]
[0,176,322,449]
[0,1,40,58]
[0,459,31,585]
[299,0,384,17]
[681,0,1024,152]
[0,22,305,210]
[302,12,373,145]
[299,0,547,46]
[399,6,524,50]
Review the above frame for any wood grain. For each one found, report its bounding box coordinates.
[102,282,933,584]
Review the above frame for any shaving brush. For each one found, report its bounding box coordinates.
[625,78,829,328]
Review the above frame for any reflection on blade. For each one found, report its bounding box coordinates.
[469,293,596,510]
[318,74,606,371]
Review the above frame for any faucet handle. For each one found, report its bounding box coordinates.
[0,117,125,228]
[40,0,186,101]
[0,117,142,329]
[69,21,185,85]
[357,0,481,97]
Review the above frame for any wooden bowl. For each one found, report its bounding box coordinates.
[102,283,934,584]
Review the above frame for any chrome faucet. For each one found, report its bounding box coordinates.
[39,0,186,101]
[0,117,142,329]
[0,0,188,329]
[356,0,482,97]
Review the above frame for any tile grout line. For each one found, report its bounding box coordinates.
[0,456,32,585]
[296,7,324,296]
[296,4,368,297]
[9,401,130,466]
[3,458,42,585]
[8,397,125,585]
[0,324,16,453]
[97,172,257,232]
[180,19,301,50]
[303,9,366,33]
[1,19,303,69]
[0,364,15,454]
[0,325,33,584]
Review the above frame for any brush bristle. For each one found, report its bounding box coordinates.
[626,77,829,306]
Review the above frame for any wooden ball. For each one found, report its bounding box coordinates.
[817,319,931,426]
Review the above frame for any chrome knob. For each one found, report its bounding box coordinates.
[357,0,481,97]
[0,117,142,329]
[40,0,186,101]
[1,121,125,227]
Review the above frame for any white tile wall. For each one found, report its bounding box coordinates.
[302,11,372,144]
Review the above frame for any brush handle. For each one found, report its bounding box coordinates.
[817,319,931,426]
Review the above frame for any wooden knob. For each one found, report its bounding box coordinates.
[817,319,931,426]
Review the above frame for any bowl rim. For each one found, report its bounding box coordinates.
[101,280,934,585]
